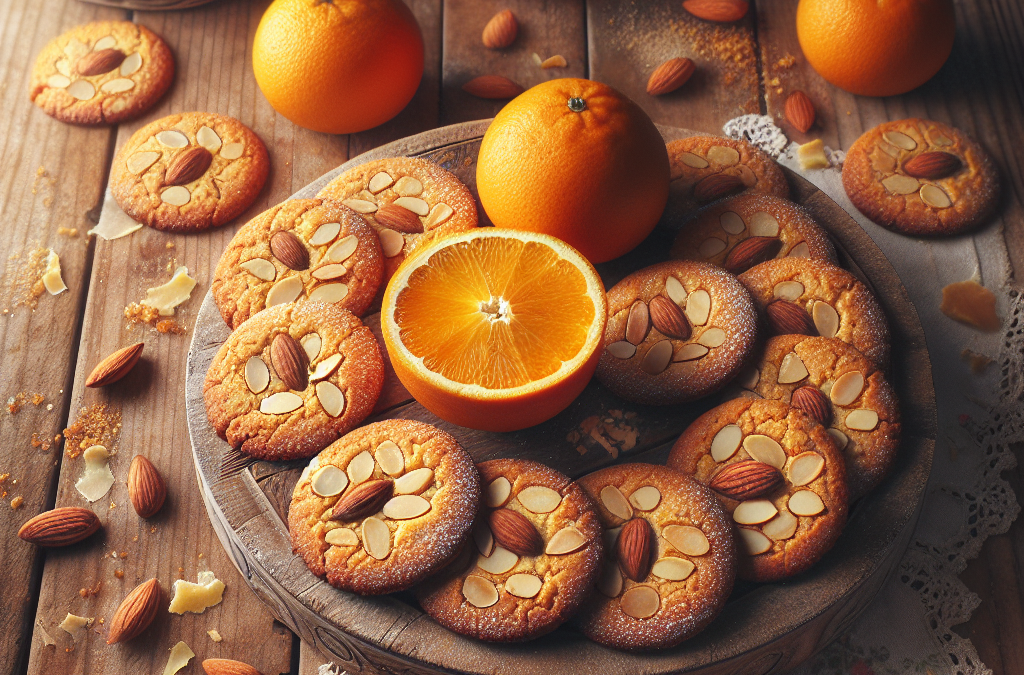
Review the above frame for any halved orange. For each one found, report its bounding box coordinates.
[381,229,608,432]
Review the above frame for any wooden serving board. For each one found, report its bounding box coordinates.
[185,121,936,675]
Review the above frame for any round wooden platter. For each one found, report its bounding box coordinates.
[185,121,936,675]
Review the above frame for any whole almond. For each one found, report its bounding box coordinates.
[683,0,749,22]
[617,518,654,581]
[766,299,816,336]
[648,295,691,340]
[784,91,816,133]
[375,204,424,234]
[723,236,783,273]
[107,578,161,644]
[903,151,962,179]
[482,10,518,49]
[164,146,213,186]
[709,460,783,501]
[462,75,525,99]
[271,333,309,391]
[76,48,126,76]
[646,57,696,96]
[85,342,144,387]
[269,230,310,271]
[488,508,543,557]
[693,173,745,203]
[203,660,263,675]
[128,455,166,519]
[18,507,101,547]
[791,385,833,425]
[330,479,393,521]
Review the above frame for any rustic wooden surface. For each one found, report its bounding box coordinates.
[0,0,1017,674]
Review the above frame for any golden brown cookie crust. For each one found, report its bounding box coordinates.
[738,257,891,368]
[737,335,901,500]
[110,112,269,232]
[30,21,174,125]
[667,398,848,582]
[574,463,735,651]
[289,420,480,595]
[317,157,478,283]
[596,261,759,405]
[417,459,603,642]
[203,302,383,460]
[842,118,1000,236]
[212,199,383,329]
[667,135,789,216]
[671,194,836,270]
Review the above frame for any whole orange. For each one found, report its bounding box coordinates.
[253,0,423,134]
[476,78,670,264]
[796,0,955,97]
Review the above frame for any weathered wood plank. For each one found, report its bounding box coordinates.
[0,1,126,673]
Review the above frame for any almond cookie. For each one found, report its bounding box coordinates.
[596,261,758,405]
[29,21,174,125]
[417,459,603,642]
[110,112,269,232]
[670,194,836,271]
[289,420,480,595]
[735,336,901,500]
[738,257,890,368]
[573,464,735,651]
[667,398,849,582]
[203,302,383,461]
[212,199,383,329]
[843,118,1000,236]
[317,157,478,284]
[667,135,789,216]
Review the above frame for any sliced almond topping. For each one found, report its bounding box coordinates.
[220,143,244,160]
[620,586,660,619]
[845,408,879,431]
[625,301,650,345]
[733,499,779,525]
[788,490,825,516]
[156,130,189,148]
[641,340,673,374]
[505,573,542,598]
[788,242,811,258]
[743,434,786,469]
[882,174,920,195]
[265,276,303,307]
[698,237,727,259]
[748,211,780,237]
[663,525,709,556]
[300,333,322,361]
[423,203,454,228]
[344,452,374,487]
[393,196,429,216]
[324,527,358,546]
[324,235,358,263]
[546,527,587,555]
[127,151,160,175]
[778,352,809,384]
[828,428,849,450]
[710,424,742,462]
[629,486,661,511]
[664,276,687,305]
[883,130,917,150]
[685,289,711,326]
[720,211,746,234]
[606,341,636,359]
[362,517,391,559]
[598,564,623,598]
[920,184,952,208]
[680,152,709,168]
[379,229,405,258]
[673,343,708,361]
[308,283,349,305]
[66,79,95,100]
[100,78,135,93]
[463,575,499,608]
[830,371,864,406]
[368,171,394,193]
[486,477,512,507]
[517,486,562,513]
[259,391,303,415]
[239,258,276,281]
[477,545,518,574]
[738,528,772,555]
[119,52,142,76]
[309,353,342,381]
[373,441,404,476]
[244,356,270,394]
[393,176,424,196]
[773,280,804,300]
[707,145,740,166]
[382,494,431,520]
[316,381,345,417]
[697,327,726,348]
[600,485,633,521]
[196,126,221,151]
[395,467,433,495]
[93,36,116,50]
[161,186,191,207]
[736,366,760,390]
[812,301,840,338]
[762,511,798,541]
[312,264,347,281]
[47,74,71,88]
[788,452,824,486]
[343,199,377,214]
[474,522,494,557]
[311,465,348,497]
[651,557,694,581]
[309,222,342,246]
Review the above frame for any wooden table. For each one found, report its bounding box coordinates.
[0,1,1020,674]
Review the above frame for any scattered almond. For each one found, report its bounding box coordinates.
[482,9,518,49]
[128,455,166,519]
[646,57,696,95]
[202,659,263,675]
[682,0,749,22]
[784,91,816,133]
[18,507,101,547]
[85,342,144,387]
[462,75,524,99]
[107,578,161,644]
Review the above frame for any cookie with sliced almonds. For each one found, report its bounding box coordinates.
[671,194,836,271]
[665,135,789,217]
[212,198,383,328]
[734,336,901,500]
[29,20,174,125]
[110,111,269,231]
[738,257,891,368]
[668,398,848,582]
[316,157,478,284]
[572,463,735,650]
[596,260,758,405]
[417,459,602,642]
[289,420,480,595]
[203,302,383,461]
[842,118,1000,236]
